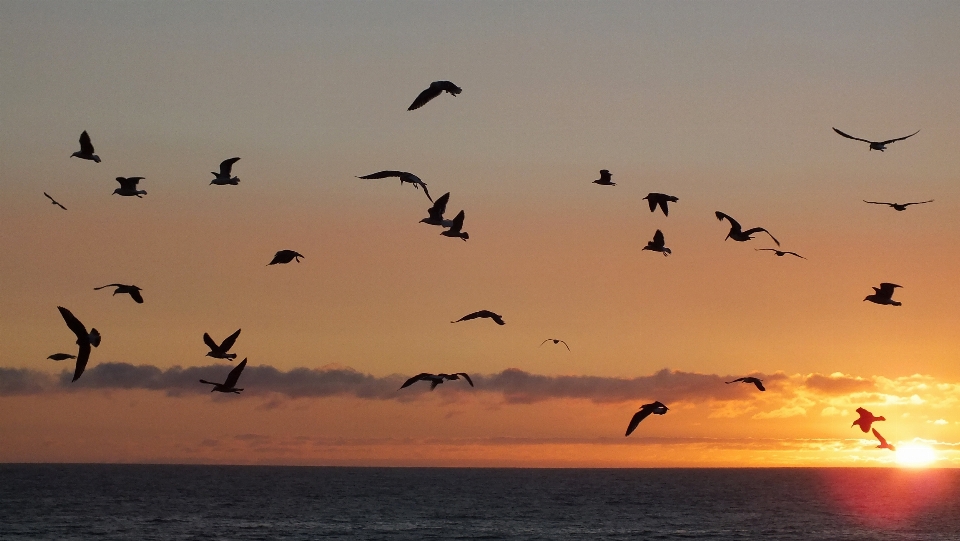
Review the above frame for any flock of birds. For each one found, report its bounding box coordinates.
[44,80,933,453]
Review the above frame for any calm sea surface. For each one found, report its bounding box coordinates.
[1,466,958,540]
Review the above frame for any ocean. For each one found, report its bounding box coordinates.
[0,466,957,540]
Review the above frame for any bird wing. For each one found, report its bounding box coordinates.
[726,377,746,384]
[408,86,443,111]
[220,328,242,352]
[878,283,901,297]
[456,373,474,387]
[833,128,871,144]
[357,171,404,180]
[714,211,741,230]
[428,192,450,220]
[44,192,55,203]
[72,343,90,382]
[219,157,240,176]
[752,379,766,391]
[755,249,777,253]
[449,210,465,232]
[420,183,433,203]
[400,373,433,389]
[437,81,462,95]
[862,200,892,206]
[652,229,665,245]
[223,358,247,388]
[58,307,88,342]
[79,131,95,154]
[743,227,780,246]
[559,340,570,351]
[625,409,653,436]
[116,177,144,189]
[452,310,484,323]
[658,200,670,216]
[855,407,869,417]
[872,428,888,446]
[645,197,658,213]
[904,200,934,206]
[94,284,124,290]
[784,252,806,259]
[203,333,218,351]
[539,339,551,347]
[881,130,919,145]
[129,289,144,304]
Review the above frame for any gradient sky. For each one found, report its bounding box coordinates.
[1,1,959,467]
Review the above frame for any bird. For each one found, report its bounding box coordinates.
[199,358,247,394]
[642,229,671,256]
[203,329,241,360]
[755,248,805,259]
[268,250,304,265]
[440,210,469,241]
[399,372,474,391]
[113,177,147,197]
[357,170,433,202]
[863,199,933,212]
[726,377,765,391]
[715,211,780,246]
[833,127,919,152]
[872,428,895,452]
[47,353,77,361]
[540,339,570,351]
[57,306,100,382]
[864,283,902,306]
[593,170,615,186]
[420,192,453,227]
[851,407,885,433]
[70,131,100,163]
[407,81,462,111]
[643,193,679,216]
[452,310,505,325]
[93,284,144,304]
[625,401,669,436]
[210,157,241,185]
[43,192,67,210]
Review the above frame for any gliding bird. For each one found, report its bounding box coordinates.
[863,199,933,212]
[440,210,469,241]
[726,377,765,391]
[852,407,885,433]
[47,353,77,361]
[199,358,247,394]
[625,401,669,436]
[864,283,902,306]
[57,306,100,382]
[210,157,241,185]
[756,249,805,259]
[407,81,462,111]
[399,372,474,391]
[70,131,100,163]
[268,250,305,265]
[833,127,919,152]
[642,229,671,256]
[357,170,433,202]
[452,310,504,325]
[44,193,67,210]
[204,328,241,360]
[872,428,895,451]
[643,193,679,216]
[593,170,615,186]
[113,177,147,197]
[715,212,780,246]
[540,339,570,351]
[94,284,144,304]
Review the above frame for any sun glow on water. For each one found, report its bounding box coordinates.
[895,444,937,467]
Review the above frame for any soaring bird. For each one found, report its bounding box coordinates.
[625,401,669,436]
[643,193,679,216]
[399,372,474,391]
[452,310,505,325]
[199,358,247,394]
[57,306,100,382]
[726,377,765,391]
[852,407,885,433]
[210,157,241,185]
[268,250,304,265]
[833,127,919,152]
[593,170,615,186]
[872,428,895,451]
[113,177,147,197]
[864,283,902,306]
[94,284,144,304]
[642,229,671,256]
[47,353,77,361]
[407,81,462,111]
[44,192,67,210]
[440,210,469,241]
[756,248,805,259]
[540,339,570,351]
[715,211,780,246]
[863,199,933,212]
[420,192,453,227]
[357,170,432,202]
[70,131,100,163]
[204,329,241,360]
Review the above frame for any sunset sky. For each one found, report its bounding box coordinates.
[2,1,959,467]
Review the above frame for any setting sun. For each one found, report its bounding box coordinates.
[896,444,937,468]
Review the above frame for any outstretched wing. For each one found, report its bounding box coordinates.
[437,81,462,95]
[72,343,90,382]
[456,373,474,387]
[559,340,570,351]
[726,377,747,384]
[872,428,888,446]
[129,289,144,304]
[220,328,242,352]
[420,183,433,203]
[94,284,123,290]
[645,197,658,213]
[833,128,871,143]
[714,211,741,231]
[904,199,934,206]
[400,373,433,389]
[58,306,88,343]
[449,210,465,231]
[784,252,806,260]
[625,408,653,436]
[203,333,218,351]
[428,192,450,220]
[452,311,483,323]
[743,227,780,246]
[652,229,665,245]
[751,379,766,391]
[862,200,892,206]
[408,86,443,111]
[79,131,95,154]
[357,171,404,180]
[881,130,919,145]
[223,358,247,388]
[219,157,240,176]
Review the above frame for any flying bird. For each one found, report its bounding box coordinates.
[204,329,241,360]
[210,157,241,185]
[833,127,919,152]
[643,193,679,216]
[452,310,505,325]
[642,229,671,256]
[440,210,469,241]
[756,248,805,259]
[268,250,304,265]
[593,170,615,186]
[57,306,101,382]
[357,170,432,202]
[726,377,765,391]
[70,131,100,163]
[852,407,885,433]
[863,199,933,212]
[47,353,77,361]
[715,211,780,246]
[420,192,453,227]
[94,284,144,304]
[407,81,462,111]
[540,339,570,351]
[872,428,895,451]
[43,192,67,210]
[199,358,247,394]
[864,283,902,306]
[399,372,474,391]
[625,401,669,436]
[113,177,147,197]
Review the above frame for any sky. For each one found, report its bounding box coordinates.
[1,0,959,467]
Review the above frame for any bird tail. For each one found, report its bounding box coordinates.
[461,233,469,240]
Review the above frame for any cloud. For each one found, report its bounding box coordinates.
[804,373,875,395]
[0,367,57,395]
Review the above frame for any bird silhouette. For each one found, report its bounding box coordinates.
[452,310,505,325]
[268,250,304,265]
[210,157,241,185]
[852,407,885,433]
[864,283,902,306]
[625,401,669,436]
[756,248,805,259]
[833,127,919,152]
[70,131,100,163]
[643,193,679,216]
[420,192,453,227]
[199,358,247,394]
[715,212,780,246]
[113,177,147,197]
[863,199,933,212]
[47,353,77,361]
[399,372,474,391]
[593,170,615,186]
[57,306,100,382]
[94,284,144,304]
[43,192,67,210]
[408,81,462,111]
[872,428,895,451]
[357,170,433,202]
[540,339,570,351]
[440,210,469,241]
[204,329,241,360]
[642,229,671,256]
[726,377,765,391]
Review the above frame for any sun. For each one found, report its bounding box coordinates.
[895,444,937,467]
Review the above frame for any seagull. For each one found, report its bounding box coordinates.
[872,428,895,451]
[864,283,902,306]
[44,192,67,210]
[357,171,433,202]
[643,193,679,216]
[399,372,474,391]
[833,127,919,152]
[407,81,462,111]
[210,157,241,185]
[642,229,671,256]
[756,248,805,259]
[726,377,765,391]
[70,131,100,163]
[440,210,469,241]
[199,358,247,394]
[47,353,77,361]
[540,339,570,351]
[863,199,934,212]
[420,192,453,227]
[113,177,147,197]
[93,284,144,304]
[593,170,615,186]
[57,306,101,382]
[625,401,669,436]
[452,310,505,325]
[852,407,885,433]
[268,250,304,265]
[204,328,241,360]
[715,212,780,246]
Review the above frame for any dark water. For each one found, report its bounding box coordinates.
[1,465,958,540]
